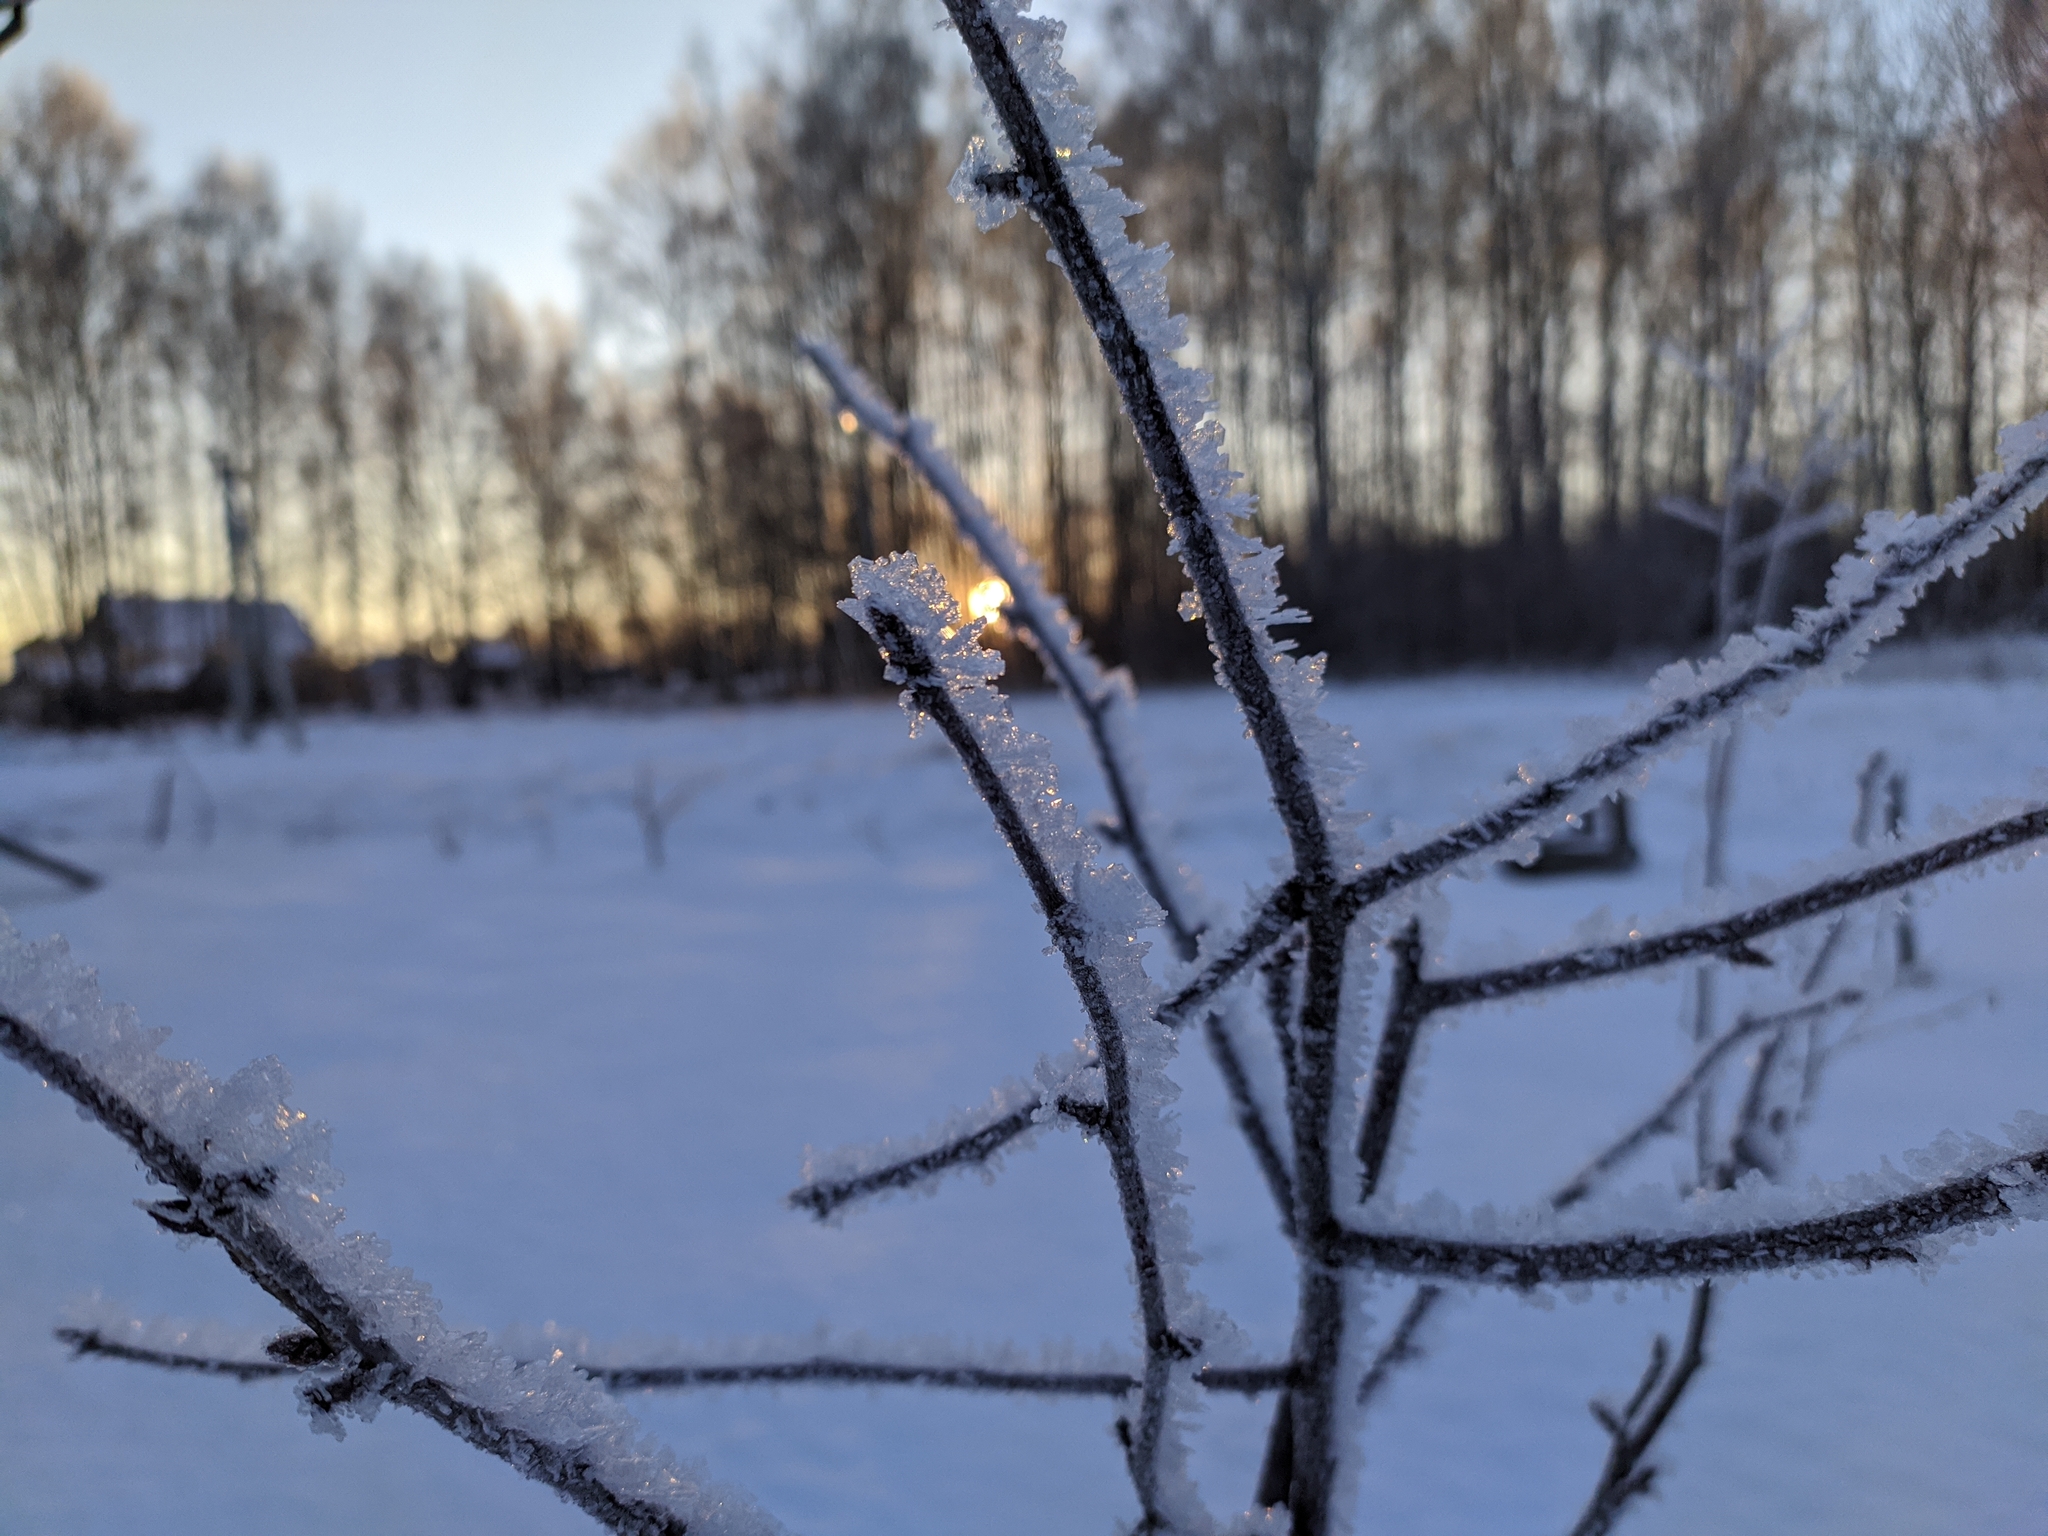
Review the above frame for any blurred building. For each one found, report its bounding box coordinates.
[8,593,315,724]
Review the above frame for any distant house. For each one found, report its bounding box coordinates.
[8,594,316,722]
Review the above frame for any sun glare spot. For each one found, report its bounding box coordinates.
[837,409,859,435]
[967,578,1010,625]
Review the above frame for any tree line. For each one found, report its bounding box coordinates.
[4,0,2048,697]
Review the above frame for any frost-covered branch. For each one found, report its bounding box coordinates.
[801,337,1293,1229]
[786,1060,1102,1221]
[941,0,1344,889]
[1415,805,2048,1014]
[0,929,771,1536]
[1320,422,2048,928]
[800,336,1201,954]
[1159,882,1304,1028]
[842,556,1211,1532]
[1331,1125,2048,1285]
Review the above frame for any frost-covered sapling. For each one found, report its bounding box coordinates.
[15,4,2048,1535]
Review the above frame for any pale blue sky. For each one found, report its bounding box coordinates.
[5,1,796,311]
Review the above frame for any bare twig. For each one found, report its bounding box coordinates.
[1355,1285,1441,1411]
[58,1322,1302,1401]
[1548,991,1864,1211]
[1568,1283,1714,1536]
[0,830,102,891]
[1355,921,1426,1202]
[57,1325,297,1383]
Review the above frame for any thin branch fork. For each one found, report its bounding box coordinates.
[1159,881,1304,1028]
[800,338,1293,1229]
[1548,990,1864,1211]
[1569,1284,1715,1536]
[1155,428,2048,1007]
[1349,988,1861,1415]
[1168,727,2042,1036]
[852,599,1190,1529]
[0,1010,709,1536]
[939,5,1367,1497]
[943,33,1373,1510]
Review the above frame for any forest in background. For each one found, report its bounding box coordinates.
[7,0,2048,696]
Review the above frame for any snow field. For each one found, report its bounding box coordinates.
[2,665,2046,1534]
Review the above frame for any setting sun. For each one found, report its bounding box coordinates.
[966,577,1010,625]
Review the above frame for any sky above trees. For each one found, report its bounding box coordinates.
[4,1,789,312]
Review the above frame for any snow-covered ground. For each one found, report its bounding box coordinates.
[2,661,2045,1536]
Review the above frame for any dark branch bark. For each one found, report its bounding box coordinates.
[0,830,102,891]
[57,1326,296,1383]
[57,1321,1301,1401]
[1159,883,1303,1028]
[1355,1285,1442,1411]
[787,1092,1104,1220]
[1567,1284,1714,1536]
[1416,807,2048,1015]
[1356,921,1426,1203]
[0,1011,702,1536]
[585,1358,1138,1395]
[1330,1139,2048,1285]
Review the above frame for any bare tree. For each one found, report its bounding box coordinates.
[0,68,158,644]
